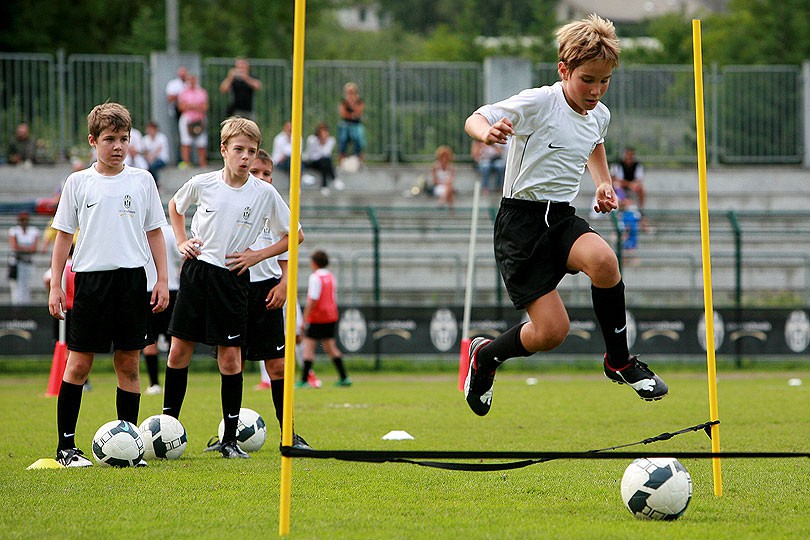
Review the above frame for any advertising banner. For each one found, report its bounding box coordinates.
[1,305,808,357]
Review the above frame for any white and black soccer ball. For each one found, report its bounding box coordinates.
[92,420,145,467]
[217,407,267,452]
[139,414,188,460]
[621,457,692,520]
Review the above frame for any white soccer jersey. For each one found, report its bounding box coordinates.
[248,220,290,282]
[173,170,293,269]
[52,163,166,272]
[145,224,182,291]
[475,81,610,202]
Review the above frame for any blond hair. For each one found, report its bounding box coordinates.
[87,102,132,140]
[220,116,262,148]
[435,145,454,160]
[556,14,620,72]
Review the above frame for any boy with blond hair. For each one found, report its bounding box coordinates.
[463,14,668,417]
[49,102,169,467]
[162,117,302,458]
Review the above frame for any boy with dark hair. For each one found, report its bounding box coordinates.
[463,14,668,417]
[162,117,302,459]
[49,102,169,467]
[300,250,350,387]
[244,150,309,448]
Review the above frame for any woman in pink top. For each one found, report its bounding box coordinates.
[177,74,209,167]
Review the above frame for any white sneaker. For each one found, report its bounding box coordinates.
[333,179,346,191]
[302,174,318,186]
[56,447,93,468]
[145,384,162,396]
[320,187,331,196]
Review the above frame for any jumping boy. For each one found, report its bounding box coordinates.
[161,117,301,459]
[463,14,668,416]
[49,102,170,467]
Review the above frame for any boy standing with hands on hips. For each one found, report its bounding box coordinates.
[161,117,302,458]
[463,14,668,417]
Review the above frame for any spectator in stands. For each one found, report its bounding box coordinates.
[166,66,189,120]
[8,211,40,305]
[611,146,648,229]
[304,122,343,196]
[219,57,261,120]
[142,121,170,187]
[165,66,189,164]
[125,126,149,170]
[177,74,209,168]
[431,145,456,210]
[471,139,506,194]
[7,122,37,166]
[337,82,365,168]
[271,121,294,175]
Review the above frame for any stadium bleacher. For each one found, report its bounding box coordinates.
[1,162,809,307]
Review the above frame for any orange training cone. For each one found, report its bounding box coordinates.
[46,341,68,397]
[458,337,471,392]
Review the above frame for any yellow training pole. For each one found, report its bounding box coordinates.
[279,0,307,535]
[692,19,723,497]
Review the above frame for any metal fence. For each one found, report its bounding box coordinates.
[0,52,804,165]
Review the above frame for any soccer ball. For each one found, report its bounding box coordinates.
[92,420,145,467]
[217,407,267,452]
[139,414,188,460]
[620,457,692,520]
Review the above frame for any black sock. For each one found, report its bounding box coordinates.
[301,360,313,383]
[57,381,84,450]
[220,372,243,443]
[332,357,348,380]
[162,366,188,418]
[116,387,141,425]
[145,354,159,386]
[592,281,631,369]
[270,378,285,429]
[476,323,530,372]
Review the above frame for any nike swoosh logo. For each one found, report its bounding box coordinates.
[614,325,627,334]
[548,143,565,149]
[63,432,74,438]
[86,202,99,208]
[205,208,216,213]
[227,414,239,419]
[276,345,285,351]
[227,334,241,340]
[162,407,171,412]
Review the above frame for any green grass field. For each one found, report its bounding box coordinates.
[1,358,808,539]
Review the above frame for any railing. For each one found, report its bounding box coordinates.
[1,207,808,308]
[0,52,804,166]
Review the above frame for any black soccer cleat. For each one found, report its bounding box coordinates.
[464,337,495,416]
[55,447,93,468]
[281,433,313,451]
[220,440,250,459]
[604,354,668,401]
